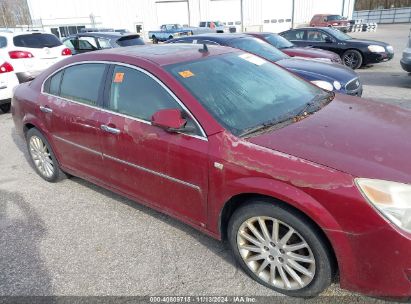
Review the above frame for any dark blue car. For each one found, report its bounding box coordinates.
[167,33,362,96]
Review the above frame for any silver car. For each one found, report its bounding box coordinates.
[401,28,411,73]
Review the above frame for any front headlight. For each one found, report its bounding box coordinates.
[356,178,411,233]
[368,45,386,53]
[311,80,334,91]
[333,80,342,90]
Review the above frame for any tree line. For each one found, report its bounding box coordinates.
[355,0,411,10]
[0,0,31,28]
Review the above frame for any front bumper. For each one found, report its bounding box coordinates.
[332,25,349,32]
[364,51,394,65]
[329,225,411,297]
[401,59,411,73]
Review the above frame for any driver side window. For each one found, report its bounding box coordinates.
[108,65,180,121]
[307,30,330,42]
[107,65,201,135]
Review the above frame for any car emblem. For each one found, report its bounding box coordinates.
[44,47,50,54]
[356,80,359,86]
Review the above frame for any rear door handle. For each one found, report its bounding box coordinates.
[101,124,120,135]
[39,105,53,114]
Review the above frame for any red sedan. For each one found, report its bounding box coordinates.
[246,32,342,64]
[12,44,411,298]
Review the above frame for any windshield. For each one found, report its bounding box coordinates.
[324,28,352,40]
[327,15,344,21]
[229,37,289,62]
[262,34,294,49]
[165,52,325,136]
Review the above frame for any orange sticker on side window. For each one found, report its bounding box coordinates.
[178,70,195,78]
[113,72,124,83]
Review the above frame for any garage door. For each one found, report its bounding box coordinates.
[156,0,189,26]
[261,0,293,33]
[209,0,241,24]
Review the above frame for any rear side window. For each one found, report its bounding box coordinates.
[116,36,145,47]
[282,30,305,41]
[60,64,106,106]
[108,65,181,121]
[13,33,62,48]
[44,70,63,95]
[0,36,7,48]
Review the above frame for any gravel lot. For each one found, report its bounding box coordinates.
[0,24,410,300]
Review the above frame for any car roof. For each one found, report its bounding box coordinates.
[245,32,278,36]
[91,44,239,66]
[0,31,50,37]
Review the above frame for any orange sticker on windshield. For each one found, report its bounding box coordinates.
[113,72,124,83]
[178,70,195,78]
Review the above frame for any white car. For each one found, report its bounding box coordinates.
[0,31,72,84]
[0,56,19,113]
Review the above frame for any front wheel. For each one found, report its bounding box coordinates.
[0,103,11,113]
[152,36,158,44]
[342,49,363,69]
[227,201,334,298]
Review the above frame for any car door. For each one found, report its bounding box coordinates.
[40,62,108,181]
[75,36,99,53]
[281,29,307,47]
[98,64,209,225]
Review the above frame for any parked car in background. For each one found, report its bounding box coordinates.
[148,24,192,43]
[12,44,411,299]
[168,34,362,96]
[62,32,144,55]
[0,31,71,83]
[280,27,394,69]
[310,14,349,32]
[246,32,342,64]
[401,28,411,73]
[0,55,19,113]
[199,21,236,33]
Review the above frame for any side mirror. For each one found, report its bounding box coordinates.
[151,109,188,132]
[325,37,333,43]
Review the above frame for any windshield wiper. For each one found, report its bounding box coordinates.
[239,92,334,138]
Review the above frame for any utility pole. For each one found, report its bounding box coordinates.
[291,0,295,29]
[240,0,243,32]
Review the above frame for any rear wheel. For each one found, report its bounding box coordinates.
[0,103,11,113]
[227,201,334,297]
[342,49,363,69]
[26,128,66,182]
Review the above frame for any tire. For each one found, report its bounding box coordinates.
[0,103,11,113]
[227,200,334,298]
[342,49,363,69]
[168,35,173,40]
[152,36,158,44]
[26,128,66,183]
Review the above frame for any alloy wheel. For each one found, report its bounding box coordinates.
[29,135,55,178]
[237,216,316,290]
[343,52,359,68]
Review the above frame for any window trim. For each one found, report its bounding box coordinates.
[41,60,208,141]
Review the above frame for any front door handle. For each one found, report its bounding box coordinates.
[101,124,120,135]
[39,105,53,114]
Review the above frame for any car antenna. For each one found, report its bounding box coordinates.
[199,43,209,54]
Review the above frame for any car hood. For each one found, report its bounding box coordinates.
[348,38,390,47]
[277,57,357,83]
[286,46,338,58]
[247,94,411,184]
